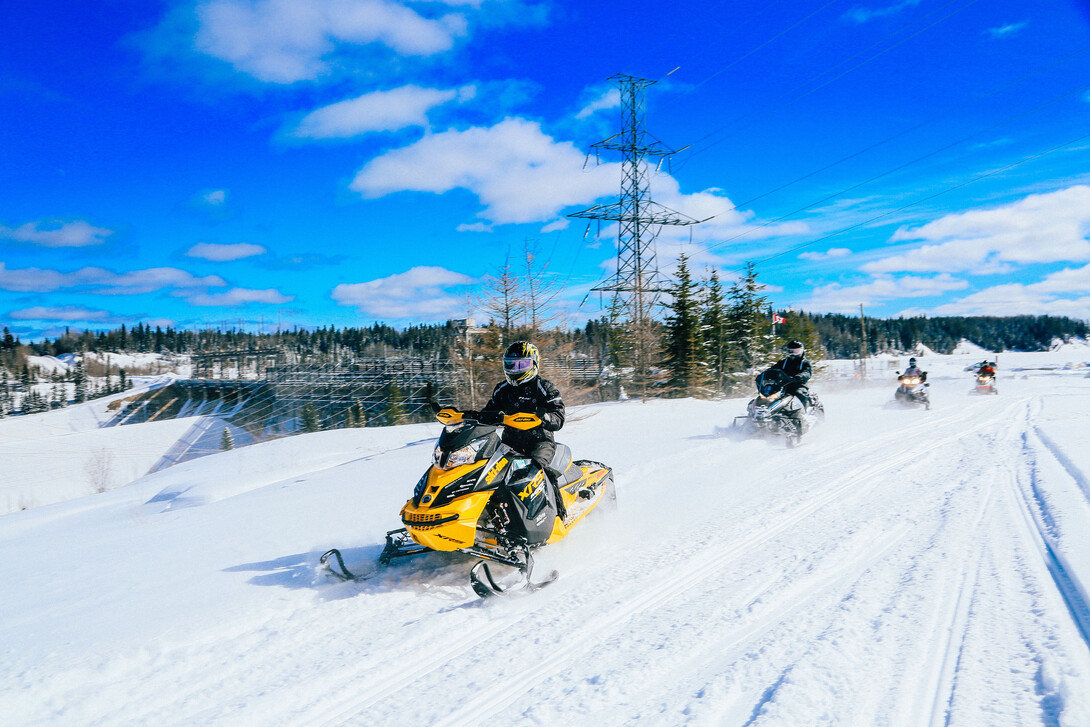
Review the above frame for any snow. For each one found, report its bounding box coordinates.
[4,348,1090,725]
[26,354,73,374]
[952,338,990,355]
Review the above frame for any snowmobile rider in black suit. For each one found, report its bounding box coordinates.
[761,339,813,412]
[476,341,569,519]
[903,357,927,381]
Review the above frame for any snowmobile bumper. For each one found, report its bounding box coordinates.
[399,490,493,552]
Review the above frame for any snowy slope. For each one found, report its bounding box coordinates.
[3,351,1090,725]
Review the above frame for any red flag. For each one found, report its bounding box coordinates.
[772,314,786,324]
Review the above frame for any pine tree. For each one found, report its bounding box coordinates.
[301,402,321,433]
[661,253,705,397]
[351,399,367,427]
[773,310,824,367]
[74,361,88,403]
[220,426,234,451]
[384,381,407,426]
[725,262,774,391]
[700,268,729,397]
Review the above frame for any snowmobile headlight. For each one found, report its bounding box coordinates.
[437,439,485,470]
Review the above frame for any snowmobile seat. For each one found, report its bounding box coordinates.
[547,444,583,486]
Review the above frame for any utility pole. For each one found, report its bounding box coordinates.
[859,303,868,381]
[569,73,705,398]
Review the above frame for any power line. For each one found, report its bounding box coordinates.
[681,0,846,92]
[677,0,983,169]
[724,43,1090,213]
[748,129,1090,267]
[705,77,1090,254]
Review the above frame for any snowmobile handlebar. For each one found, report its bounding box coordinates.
[432,406,543,430]
[501,412,544,430]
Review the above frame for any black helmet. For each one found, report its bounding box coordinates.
[786,340,804,359]
[502,340,539,385]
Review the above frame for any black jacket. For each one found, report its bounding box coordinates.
[481,376,565,450]
[763,357,812,390]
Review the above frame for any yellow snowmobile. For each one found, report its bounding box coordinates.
[322,404,615,597]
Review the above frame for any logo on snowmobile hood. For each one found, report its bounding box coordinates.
[484,457,508,485]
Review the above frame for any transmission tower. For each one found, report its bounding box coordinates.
[569,73,703,393]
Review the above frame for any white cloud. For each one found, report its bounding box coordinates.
[193,0,467,83]
[332,265,475,319]
[0,263,227,294]
[540,219,569,233]
[987,22,1027,38]
[925,262,1090,317]
[801,274,968,312]
[456,222,492,232]
[350,118,620,224]
[864,186,1090,274]
[576,88,620,119]
[0,220,113,247]
[845,0,920,23]
[799,247,852,261]
[186,287,294,306]
[203,189,227,205]
[186,242,268,261]
[8,306,118,322]
[291,85,471,138]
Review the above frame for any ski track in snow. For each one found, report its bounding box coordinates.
[6,360,1090,725]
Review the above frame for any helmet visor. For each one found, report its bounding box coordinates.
[787,346,804,357]
[503,357,534,374]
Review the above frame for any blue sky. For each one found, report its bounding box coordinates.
[3,0,1090,340]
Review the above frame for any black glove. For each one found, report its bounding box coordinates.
[476,409,502,425]
[535,406,549,420]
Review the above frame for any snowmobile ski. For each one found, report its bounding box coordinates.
[320,548,363,581]
[468,546,559,598]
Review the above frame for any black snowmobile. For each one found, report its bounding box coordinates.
[728,368,824,447]
[894,371,930,409]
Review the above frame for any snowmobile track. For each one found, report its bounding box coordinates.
[428,414,1010,726]
[1011,429,1090,651]
[923,482,993,727]
[431,522,918,727]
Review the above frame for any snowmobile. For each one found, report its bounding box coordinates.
[894,371,930,409]
[973,373,998,395]
[322,404,615,598]
[728,368,824,447]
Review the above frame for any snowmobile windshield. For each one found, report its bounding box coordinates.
[437,421,494,452]
[757,368,792,395]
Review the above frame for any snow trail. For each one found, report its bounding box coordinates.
[4,356,1090,725]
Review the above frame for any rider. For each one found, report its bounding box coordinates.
[761,339,813,412]
[977,361,996,378]
[478,341,568,519]
[903,357,927,381]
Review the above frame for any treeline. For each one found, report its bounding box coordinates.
[656,256,1089,398]
[9,321,610,361]
[803,313,1088,359]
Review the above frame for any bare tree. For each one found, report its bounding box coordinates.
[479,252,525,343]
[84,448,115,494]
[522,239,563,336]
